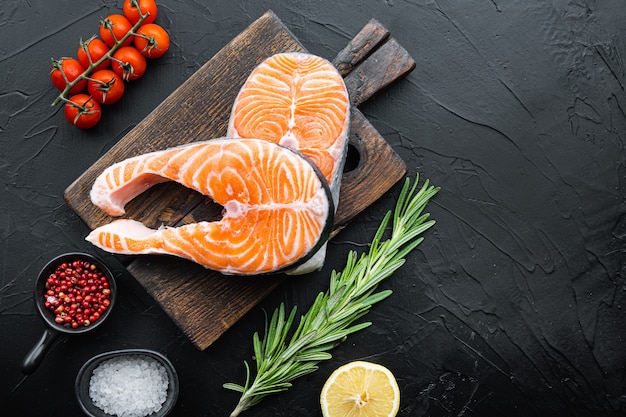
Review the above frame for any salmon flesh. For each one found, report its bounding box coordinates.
[227,52,350,274]
[87,52,350,276]
[86,139,334,275]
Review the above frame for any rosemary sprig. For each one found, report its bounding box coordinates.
[223,175,439,416]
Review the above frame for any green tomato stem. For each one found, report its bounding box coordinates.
[51,10,150,106]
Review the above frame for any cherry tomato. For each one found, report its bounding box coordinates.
[134,23,170,58]
[50,58,87,94]
[88,70,125,104]
[123,0,158,25]
[111,46,147,81]
[99,14,134,47]
[77,37,110,72]
[64,94,102,129]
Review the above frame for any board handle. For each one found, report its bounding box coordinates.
[333,19,416,107]
[332,18,390,76]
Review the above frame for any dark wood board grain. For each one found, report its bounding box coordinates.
[64,11,413,350]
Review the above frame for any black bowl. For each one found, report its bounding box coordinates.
[75,349,179,417]
[34,252,117,333]
[21,252,117,374]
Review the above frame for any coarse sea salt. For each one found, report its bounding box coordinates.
[89,354,169,417]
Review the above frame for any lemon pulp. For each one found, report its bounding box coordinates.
[320,361,400,417]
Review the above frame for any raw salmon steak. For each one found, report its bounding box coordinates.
[86,138,334,276]
[227,52,350,274]
[227,52,350,204]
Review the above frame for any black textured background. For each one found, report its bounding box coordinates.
[1,1,625,416]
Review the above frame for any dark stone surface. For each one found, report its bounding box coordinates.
[1,1,625,416]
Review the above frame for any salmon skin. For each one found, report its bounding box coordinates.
[86,138,334,276]
[227,52,350,274]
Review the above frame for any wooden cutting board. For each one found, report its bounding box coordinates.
[64,10,414,350]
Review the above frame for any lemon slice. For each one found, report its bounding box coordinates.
[320,361,400,417]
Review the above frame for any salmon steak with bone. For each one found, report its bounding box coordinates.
[86,52,350,276]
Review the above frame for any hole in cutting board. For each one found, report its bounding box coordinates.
[343,144,360,173]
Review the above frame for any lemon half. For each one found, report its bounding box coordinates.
[320,361,400,417]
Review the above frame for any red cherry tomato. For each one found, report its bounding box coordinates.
[99,14,134,47]
[64,94,102,129]
[50,58,87,94]
[77,37,110,72]
[111,46,147,81]
[123,0,158,25]
[134,23,170,58]
[88,70,125,104]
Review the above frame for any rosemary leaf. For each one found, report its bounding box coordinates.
[360,289,393,306]
[295,351,333,362]
[245,383,293,397]
[311,328,352,347]
[224,175,439,417]
[280,331,318,360]
[222,383,245,393]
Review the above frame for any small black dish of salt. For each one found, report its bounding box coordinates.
[75,349,179,417]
